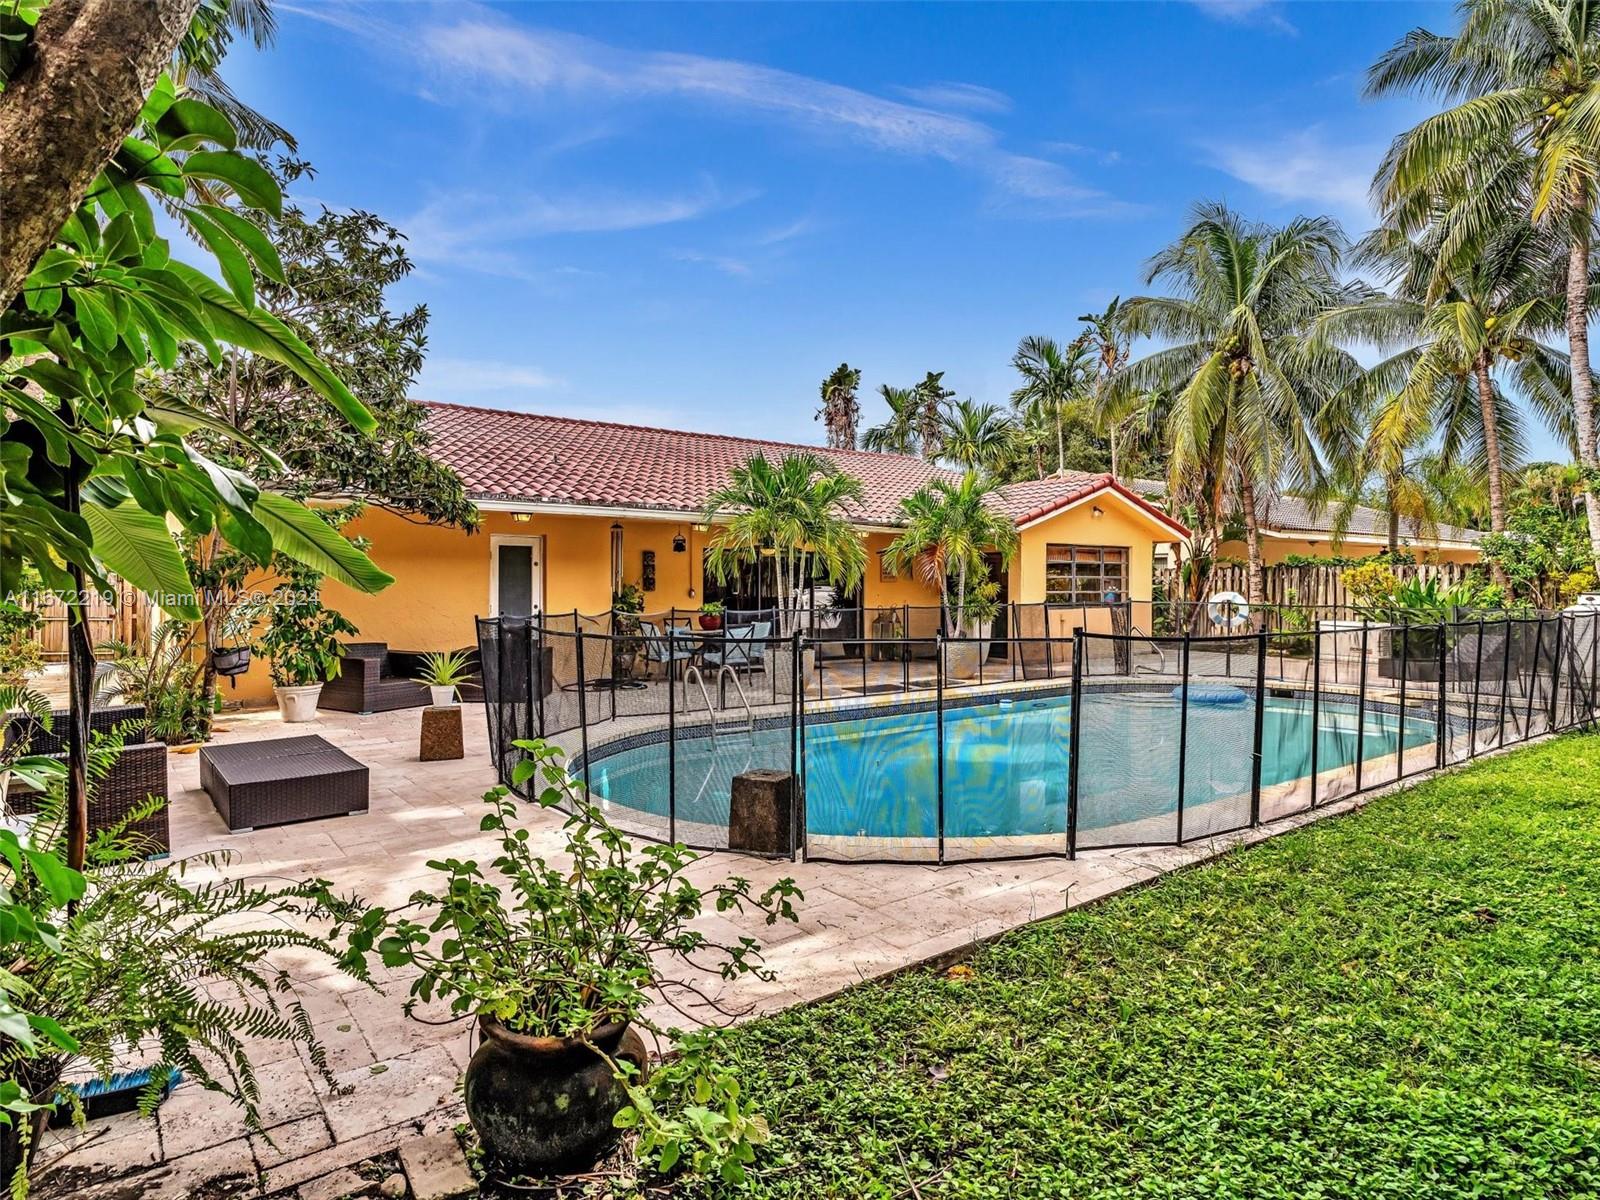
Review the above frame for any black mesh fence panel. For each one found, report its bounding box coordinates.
[803,639,940,863]
[1179,635,1257,840]
[1073,632,1184,848]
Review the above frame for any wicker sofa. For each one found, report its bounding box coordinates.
[2,704,170,855]
[319,643,483,714]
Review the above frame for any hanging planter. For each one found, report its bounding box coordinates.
[211,645,252,677]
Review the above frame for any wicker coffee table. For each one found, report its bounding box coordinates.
[199,735,369,832]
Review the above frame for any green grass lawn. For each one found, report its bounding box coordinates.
[713,734,1600,1199]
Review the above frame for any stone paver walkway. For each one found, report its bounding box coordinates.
[39,699,1408,1200]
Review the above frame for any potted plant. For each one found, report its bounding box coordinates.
[414,650,474,707]
[208,593,264,681]
[257,574,356,722]
[697,601,725,631]
[612,583,647,677]
[338,740,800,1179]
[945,578,1001,679]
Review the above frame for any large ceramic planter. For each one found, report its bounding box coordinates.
[465,1016,648,1173]
[274,684,323,723]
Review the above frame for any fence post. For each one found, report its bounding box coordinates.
[532,618,546,742]
[1175,632,1190,843]
[667,629,677,846]
[1396,624,1408,782]
[935,633,946,866]
[1310,623,1321,808]
[1250,631,1266,827]
[1550,614,1565,731]
[1068,629,1083,859]
[1524,618,1544,739]
[788,632,800,861]
[575,627,592,796]
[1497,618,1512,750]
[1354,621,1368,795]
[1435,622,1447,771]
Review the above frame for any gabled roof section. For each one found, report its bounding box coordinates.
[994,474,1190,538]
[420,401,1191,536]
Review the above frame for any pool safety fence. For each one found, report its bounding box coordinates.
[477,610,1600,865]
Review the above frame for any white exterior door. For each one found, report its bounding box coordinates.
[490,535,543,617]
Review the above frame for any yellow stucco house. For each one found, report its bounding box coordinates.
[227,402,1189,702]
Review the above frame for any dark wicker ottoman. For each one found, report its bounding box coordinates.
[199,735,369,832]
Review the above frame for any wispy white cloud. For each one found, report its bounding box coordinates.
[296,1,1129,218]
[668,248,753,277]
[1187,0,1298,35]
[397,179,743,280]
[893,81,1012,114]
[1204,129,1379,223]
[418,357,561,395]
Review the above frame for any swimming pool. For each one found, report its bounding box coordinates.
[578,687,1437,852]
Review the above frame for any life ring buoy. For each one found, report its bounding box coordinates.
[1207,591,1250,631]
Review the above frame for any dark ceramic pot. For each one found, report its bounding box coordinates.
[698,613,723,631]
[465,1016,648,1173]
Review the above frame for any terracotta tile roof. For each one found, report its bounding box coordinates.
[421,401,1189,535]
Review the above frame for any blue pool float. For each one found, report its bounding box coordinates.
[1176,685,1249,707]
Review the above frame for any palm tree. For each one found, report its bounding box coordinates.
[863,372,956,460]
[1077,298,1137,477]
[701,452,867,635]
[862,384,921,455]
[1316,220,1569,547]
[1368,0,1600,568]
[913,371,954,462]
[816,363,862,450]
[942,399,1016,471]
[1110,203,1364,607]
[1010,335,1092,475]
[883,473,1019,635]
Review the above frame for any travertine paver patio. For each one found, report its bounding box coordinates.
[38,698,1424,1200]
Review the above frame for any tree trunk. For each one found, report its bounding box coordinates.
[63,471,92,873]
[1472,355,1510,592]
[1055,415,1065,475]
[1387,487,1399,555]
[0,0,202,309]
[1109,430,1119,480]
[1566,225,1600,572]
[1239,474,1265,610]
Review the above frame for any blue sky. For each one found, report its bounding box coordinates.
[226,1,1568,454]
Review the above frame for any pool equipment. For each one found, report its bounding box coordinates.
[1207,590,1250,631]
[1178,684,1249,707]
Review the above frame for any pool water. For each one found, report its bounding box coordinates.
[582,690,1436,841]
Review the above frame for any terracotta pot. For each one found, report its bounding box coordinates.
[698,613,723,631]
[465,1015,648,1174]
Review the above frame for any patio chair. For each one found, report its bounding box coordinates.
[703,621,771,675]
[640,621,696,680]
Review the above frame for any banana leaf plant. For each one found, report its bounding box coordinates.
[1,73,393,875]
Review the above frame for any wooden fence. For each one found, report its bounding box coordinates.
[1157,560,1480,611]
[27,580,151,662]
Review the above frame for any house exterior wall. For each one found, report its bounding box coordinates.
[1215,536,1481,565]
[227,493,1174,706]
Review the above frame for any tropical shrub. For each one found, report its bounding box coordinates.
[1481,501,1595,610]
[336,739,802,1184]
[99,623,210,744]
[257,566,356,688]
[0,730,365,1194]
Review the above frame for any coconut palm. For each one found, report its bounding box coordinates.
[1316,219,1571,551]
[1077,298,1139,477]
[816,363,862,450]
[1110,203,1365,606]
[942,399,1017,471]
[1009,335,1093,475]
[883,473,1019,635]
[1368,0,1600,567]
[701,452,868,635]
